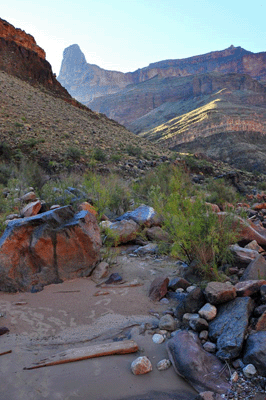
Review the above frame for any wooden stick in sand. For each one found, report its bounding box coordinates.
[0,350,12,356]
[24,340,139,370]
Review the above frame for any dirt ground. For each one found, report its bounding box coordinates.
[0,247,197,400]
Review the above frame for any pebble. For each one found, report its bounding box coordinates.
[243,364,257,378]
[203,341,216,353]
[152,333,164,344]
[159,298,169,305]
[157,359,171,371]
[131,356,152,375]
[159,314,176,331]
[198,303,217,321]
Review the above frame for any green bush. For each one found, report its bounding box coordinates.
[126,145,142,157]
[93,148,107,162]
[206,178,238,209]
[66,146,82,161]
[152,167,238,279]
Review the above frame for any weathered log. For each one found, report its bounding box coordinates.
[24,340,139,370]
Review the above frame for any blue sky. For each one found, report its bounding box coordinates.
[2,0,265,75]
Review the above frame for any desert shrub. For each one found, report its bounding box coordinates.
[0,164,12,186]
[83,172,131,217]
[111,153,122,162]
[66,146,82,161]
[152,167,238,279]
[133,163,192,205]
[126,145,142,157]
[206,178,238,209]
[0,143,12,161]
[93,148,107,162]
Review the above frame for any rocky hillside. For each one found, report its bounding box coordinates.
[0,19,166,172]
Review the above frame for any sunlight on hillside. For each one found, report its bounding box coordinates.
[141,99,222,141]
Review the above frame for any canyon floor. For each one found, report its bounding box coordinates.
[0,247,196,400]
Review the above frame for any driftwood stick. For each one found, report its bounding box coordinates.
[24,340,138,370]
[0,350,12,356]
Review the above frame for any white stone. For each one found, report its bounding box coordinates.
[186,285,196,293]
[131,356,152,375]
[198,303,217,321]
[243,364,257,378]
[152,333,164,344]
[157,359,171,371]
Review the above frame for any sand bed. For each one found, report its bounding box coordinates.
[0,251,197,400]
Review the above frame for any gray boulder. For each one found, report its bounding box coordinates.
[166,330,231,394]
[209,297,254,360]
[243,331,266,377]
[240,254,266,281]
[116,204,156,227]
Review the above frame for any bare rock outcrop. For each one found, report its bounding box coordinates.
[0,206,101,292]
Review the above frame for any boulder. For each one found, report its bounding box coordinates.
[240,254,266,281]
[20,191,37,202]
[243,331,266,376]
[133,243,158,255]
[108,219,139,244]
[116,204,156,227]
[245,240,264,253]
[78,202,97,217]
[145,226,169,242]
[174,287,206,319]
[91,261,109,282]
[204,282,236,305]
[256,311,266,331]
[208,297,254,360]
[0,206,101,292]
[219,212,266,245]
[149,276,169,301]
[230,244,259,264]
[235,280,266,297]
[21,200,42,217]
[166,330,231,394]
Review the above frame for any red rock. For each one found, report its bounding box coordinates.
[235,280,266,297]
[0,206,101,292]
[256,311,266,331]
[149,276,169,301]
[204,281,236,305]
[131,356,152,375]
[219,212,266,246]
[78,202,97,217]
[21,200,42,217]
[252,203,266,211]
